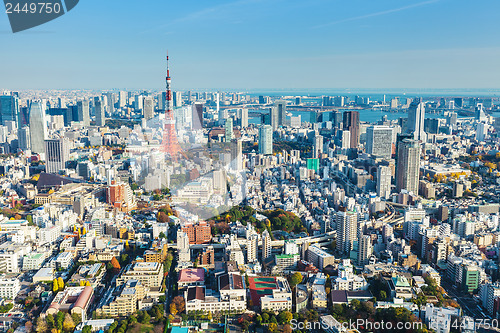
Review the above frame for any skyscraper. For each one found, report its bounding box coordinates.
[230,138,243,171]
[77,100,90,126]
[366,125,393,159]
[247,234,258,263]
[105,92,114,114]
[343,111,360,148]
[143,96,154,121]
[336,211,358,254]
[396,139,420,194]
[377,165,392,199]
[119,91,127,108]
[259,124,273,155]
[407,98,426,142]
[275,100,286,127]
[475,103,487,122]
[45,138,70,173]
[95,100,105,127]
[134,95,144,111]
[238,108,248,128]
[18,126,30,151]
[357,235,373,267]
[262,229,271,261]
[313,133,323,159]
[0,95,19,127]
[270,106,279,130]
[192,103,204,130]
[28,100,47,154]
[224,117,234,142]
[173,91,182,108]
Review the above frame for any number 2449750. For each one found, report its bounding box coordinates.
[5,2,62,14]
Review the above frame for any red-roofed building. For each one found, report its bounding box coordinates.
[178,268,205,289]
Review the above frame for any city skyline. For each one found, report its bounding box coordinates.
[1,0,500,90]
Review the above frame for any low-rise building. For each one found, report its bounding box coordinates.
[178,268,205,289]
[97,280,148,317]
[46,286,94,320]
[116,262,163,288]
[22,253,46,271]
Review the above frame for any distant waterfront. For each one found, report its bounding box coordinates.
[249,108,455,125]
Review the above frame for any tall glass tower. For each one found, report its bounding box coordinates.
[29,100,48,154]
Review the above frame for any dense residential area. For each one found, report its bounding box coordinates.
[0,86,500,333]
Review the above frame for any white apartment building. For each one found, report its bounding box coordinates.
[55,251,74,269]
[333,260,368,291]
[0,277,20,299]
[23,253,46,271]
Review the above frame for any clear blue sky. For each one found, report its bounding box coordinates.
[1,0,500,90]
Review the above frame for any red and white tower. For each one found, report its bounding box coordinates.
[162,53,182,159]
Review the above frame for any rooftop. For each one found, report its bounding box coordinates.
[178,268,205,283]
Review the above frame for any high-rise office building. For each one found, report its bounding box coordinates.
[0,95,19,127]
[105,92,114,114]
[357,235,373,267]
[143,96,154,121]
[45,138,70,173]
[18,126,30,151]
[95,100,105,127]
[224,117,234,142]
[77,100,90,126]
[396,139,420,194]
[173,91,182,108]
[28,101,48,154]
[270,106,279,130]
[447,112,458,131]
[313,133,323,159]
[275,100,286,127]
[343,111,360,148]
[476,122,488,142]
[192,103,203,130]
[135,95,144,111]
[336,211,358,254]
[366,125,393,159]
[377,165,392,199]
[238,108,248,128]
[259,124,273,155]
[230,138,243,171]
[476,103,487,122]
[218,108,228,126]
[119,91,127,108]
[407,98,426,142]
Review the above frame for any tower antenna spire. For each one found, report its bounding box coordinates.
[162,51,182,159]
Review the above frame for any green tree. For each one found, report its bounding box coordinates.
[278,311,293,324]
[82,325,92,333]
[289,272,303,287]
[45,314,55,329]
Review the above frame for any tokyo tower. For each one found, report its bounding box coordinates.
[162,53,182,159]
